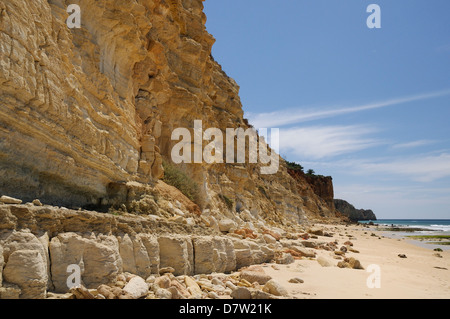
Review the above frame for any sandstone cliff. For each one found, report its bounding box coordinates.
[0,0,353,299]
[334,199,377,222]
[0,0,337,225]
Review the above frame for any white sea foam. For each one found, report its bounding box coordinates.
[372,220,450,233]
[428,224,450,231]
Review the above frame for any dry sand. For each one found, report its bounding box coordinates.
[261,223,450,299]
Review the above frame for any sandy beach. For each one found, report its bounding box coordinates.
[261,223,450,299]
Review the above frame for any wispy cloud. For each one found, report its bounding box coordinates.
[391,139,436,150]
[336,183,450,197]
[357,153,450,182]
[249,89,450,128]
[280,125,380,159]
[307,153,450,183]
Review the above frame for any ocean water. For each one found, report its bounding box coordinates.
[359,219,450,232]
[359,219,450,250]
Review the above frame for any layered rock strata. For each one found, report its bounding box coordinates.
[0,200,358,299]
[0,200,279,298]
[0,0,336,225]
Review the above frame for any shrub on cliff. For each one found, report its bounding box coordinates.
[218,194,234,210]
[285,160,304,172]
[162,161,201,205]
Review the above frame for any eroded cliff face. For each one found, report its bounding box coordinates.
[0,0,337,225]
[287,169,336,218]
[304,175,335,211]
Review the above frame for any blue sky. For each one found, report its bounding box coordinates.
[203,0,450,219]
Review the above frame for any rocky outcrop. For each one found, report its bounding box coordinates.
[0,201,287,298]
[0,201,366,299]
[49,232,123,292]
[334,199,377,221]
[3,249,48,299]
